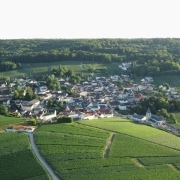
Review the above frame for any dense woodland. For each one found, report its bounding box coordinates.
[1,38,180,76]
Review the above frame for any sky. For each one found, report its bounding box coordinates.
[0,0,180,39]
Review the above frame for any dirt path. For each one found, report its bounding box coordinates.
[80,64,86,70]
[168,164,180,172]
[103,133,115,158]
[132,158,144,168]
[28,133,60,180]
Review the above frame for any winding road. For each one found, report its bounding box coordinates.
[28,133,60,180]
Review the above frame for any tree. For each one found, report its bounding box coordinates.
[14,90,19,99]
[168,114,177,124]
[0,105,8,116]
[24,87,34,100]
[46,75,60,91]
[157,108,169,119]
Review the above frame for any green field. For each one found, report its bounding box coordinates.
[79,118,180,150]
[0,116,27,131]
[0,61,122,78]
[153,75,180,89]
[0,132,49,180]
[174,112,180,123]
[34,119,180,180]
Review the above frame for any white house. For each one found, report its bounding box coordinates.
[79,113,95,120]
[43,110,57,121]
[21,100,40,111]
[39,86,48,92]
[119,104,128,110]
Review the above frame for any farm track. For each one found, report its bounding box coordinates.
[77,122,180,152]
[103,133,115,158]
[80,64,86,70]
[132,158,145,168]
[168,164,180,172]
[28,133,60,180]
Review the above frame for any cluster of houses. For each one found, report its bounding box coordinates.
[118,62,131,70]
[0,74,180,136]
[0,75,153,122]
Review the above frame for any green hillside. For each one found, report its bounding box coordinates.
[34,118,180,180]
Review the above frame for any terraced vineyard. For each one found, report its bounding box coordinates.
[0,132,49,180]
[35,120,180,180]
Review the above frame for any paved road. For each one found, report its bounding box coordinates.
[28,133,60,180]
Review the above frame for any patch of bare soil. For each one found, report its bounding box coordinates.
[103,133,115,158]
[132,158,144,168]
[168,164,180,172]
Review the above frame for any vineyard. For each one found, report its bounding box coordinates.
[0,132,49,180]
[79,118,180,150]
[35,120,180,180]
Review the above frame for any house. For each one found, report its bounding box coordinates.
[141,77,153,83]
[43,110,57,122]
[34,107,45,115]
[2,99,11,106]
[131,113,146,122]
[68,113,80,119]
[96,109,113,118]
[21,99,40,111]
[134,93,144,102]
[39,86,48,92]
[110,75,119,81]
[108,101,120,109]
[87,103,100,111]
[119,102,130,110]
[0,94,13,100]
[39,93,52,101]
[8,83,16,87]
[79,112,95,120]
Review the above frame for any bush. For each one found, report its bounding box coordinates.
[57,116,73,123]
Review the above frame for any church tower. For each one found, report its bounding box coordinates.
[146,107,151,121]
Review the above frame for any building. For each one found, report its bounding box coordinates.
[21,100,40,111]
[131,108,166,126]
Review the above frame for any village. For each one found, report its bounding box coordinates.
[0,73,180,135]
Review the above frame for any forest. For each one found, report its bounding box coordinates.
[1,38,180,76]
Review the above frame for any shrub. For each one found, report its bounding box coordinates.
[57,116,73,123]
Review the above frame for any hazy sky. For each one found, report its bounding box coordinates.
[0,0,179,39]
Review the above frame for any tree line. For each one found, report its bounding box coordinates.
[0,61,21,71]
[1,38,180,76]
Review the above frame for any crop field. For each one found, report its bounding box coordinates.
[0,132,49,180]
[0,116,27,130]
[35,121,180,180]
